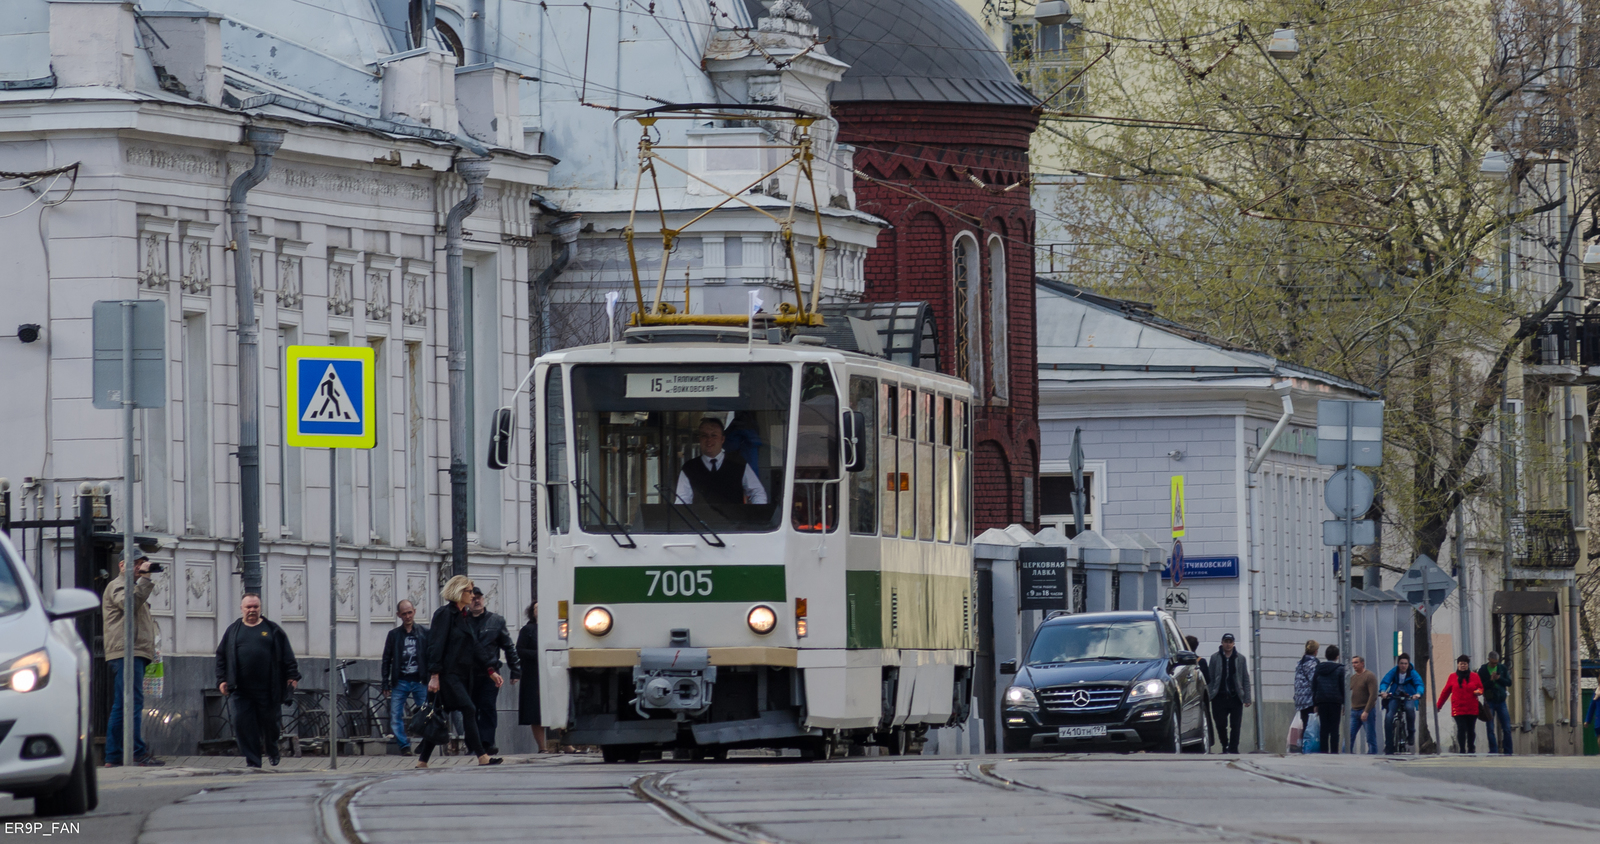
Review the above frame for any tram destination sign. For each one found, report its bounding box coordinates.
[1018,547,1070,610]
[573,564,785,603]
[625,372,740,398]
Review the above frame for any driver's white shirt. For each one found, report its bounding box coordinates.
[673,452,768,505]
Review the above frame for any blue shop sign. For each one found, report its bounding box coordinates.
[1162,555,1239,580]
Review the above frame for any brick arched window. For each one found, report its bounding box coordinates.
[988,235,1008,404]
[952,233,983,394]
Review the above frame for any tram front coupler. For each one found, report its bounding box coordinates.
[632,647,716,720]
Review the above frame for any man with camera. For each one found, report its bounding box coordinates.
[102,553,163,767]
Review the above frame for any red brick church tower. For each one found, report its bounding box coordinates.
[806,0,1041,531]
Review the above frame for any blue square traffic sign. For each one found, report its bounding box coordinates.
[285,345,376,448]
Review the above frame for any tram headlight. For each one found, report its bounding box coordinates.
[747,605,777,635]
[583,607,613,637]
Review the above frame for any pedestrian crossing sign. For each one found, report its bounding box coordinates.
[285,345,376,448]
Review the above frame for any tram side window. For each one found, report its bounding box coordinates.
[935,395,951,542]
[917,391,935,541]
[793,363,840,533]
[880,381,898,536]
[850,376,878,535]
[898,385,915,539]
[544,366,569,534]
[953,399,969,544]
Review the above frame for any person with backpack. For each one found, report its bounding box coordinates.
[1436,654,1485,754]
[1312,644,1347,754]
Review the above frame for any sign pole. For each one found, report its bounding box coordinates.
[1342,423,1354,751]
[328,448,338,770]
[120,301,137,769]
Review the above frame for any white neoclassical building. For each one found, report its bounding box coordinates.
[0,0,887,756]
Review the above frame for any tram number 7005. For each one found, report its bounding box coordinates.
[645,569,713,597]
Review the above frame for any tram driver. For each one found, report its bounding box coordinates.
[674,417,768,506]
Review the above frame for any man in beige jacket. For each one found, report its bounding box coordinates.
[103,554,162,766]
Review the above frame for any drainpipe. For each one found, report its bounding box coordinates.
[447,155,492,576]
[228,125,285,596]
[1247,380,1294,751]
[535,216,582,356]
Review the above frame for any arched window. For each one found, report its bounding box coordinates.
[988,236,1009,403]
[952,234,982,394]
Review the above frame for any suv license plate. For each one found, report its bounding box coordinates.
[1058,725,1107,739]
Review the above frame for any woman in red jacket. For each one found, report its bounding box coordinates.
[1436,654,1485,754]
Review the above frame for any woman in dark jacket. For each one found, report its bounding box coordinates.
[516,602,546,752]
[416,575,502,767]
[1311,645,1347,753]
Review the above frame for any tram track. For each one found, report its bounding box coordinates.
[632,770,799,844]
[956,760,1315,844]
[1229,759,1600,834]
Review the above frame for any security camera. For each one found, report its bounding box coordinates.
[1167,449,1184,461]
[17,324,40,343]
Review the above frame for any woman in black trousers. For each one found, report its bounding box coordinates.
[416,575,503,767]
[516,602,546,753]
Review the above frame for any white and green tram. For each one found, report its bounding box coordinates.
[529,325,976,760]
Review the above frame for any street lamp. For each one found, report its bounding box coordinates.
[1267,27,1300,60]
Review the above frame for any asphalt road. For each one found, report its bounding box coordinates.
[6,753,1600,843]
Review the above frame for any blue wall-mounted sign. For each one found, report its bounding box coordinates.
[1161,555,1238,580]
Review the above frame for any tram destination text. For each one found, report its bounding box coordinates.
[625,372,740,398]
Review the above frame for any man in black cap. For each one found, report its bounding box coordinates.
[467,586,519,755]
[1206,633,1252,753]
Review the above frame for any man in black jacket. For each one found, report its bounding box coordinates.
[1206,633,1252,753]
[468,587,520,754]
[381,600,429,754]
[215,594,300,768]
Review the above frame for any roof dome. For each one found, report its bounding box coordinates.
[746,0,1036,107]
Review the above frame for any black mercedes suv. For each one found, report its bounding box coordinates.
[1000,610,1208,753]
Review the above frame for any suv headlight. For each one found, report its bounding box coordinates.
[0,649,50,694]
[1128,678,1165,701]
[1003,685,1039,712]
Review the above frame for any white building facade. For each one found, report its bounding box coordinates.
[1034,279,1379,752]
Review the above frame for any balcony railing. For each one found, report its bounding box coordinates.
[1510,509,1578,568]
[1529,314,1600,367]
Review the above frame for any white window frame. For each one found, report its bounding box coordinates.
[1038,458,1107,534]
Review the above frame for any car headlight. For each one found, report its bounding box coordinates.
[582,607,613,637]
[1128,678,1165,701]
[1003,685,1039,711]
[747,605,777,635]
[0,649,50,694]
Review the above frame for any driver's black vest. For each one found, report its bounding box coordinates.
[681,454,747,505]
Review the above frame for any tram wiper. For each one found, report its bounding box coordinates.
[654,483,726,548]
[573,478,637,548]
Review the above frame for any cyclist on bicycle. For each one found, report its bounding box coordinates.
[1378,652,1425,754]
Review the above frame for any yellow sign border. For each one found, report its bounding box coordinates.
[285,345,377,449]
[1170,475,1187,538]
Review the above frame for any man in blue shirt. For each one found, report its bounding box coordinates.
[1378,653,1425,754]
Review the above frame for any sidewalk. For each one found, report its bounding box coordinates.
[100,751,570,781]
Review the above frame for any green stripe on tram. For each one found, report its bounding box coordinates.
[573,565,786,603]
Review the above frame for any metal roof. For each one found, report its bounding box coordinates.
[750,0,1036,107]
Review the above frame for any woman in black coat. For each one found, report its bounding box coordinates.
[416,575,502,767]
[516,602,546,752]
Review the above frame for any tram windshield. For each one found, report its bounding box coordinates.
[570,363,793,533]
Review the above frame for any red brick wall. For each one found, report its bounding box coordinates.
[837,101,1041,532]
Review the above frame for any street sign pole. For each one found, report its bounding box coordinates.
[328,449,338,770]
[120,302,137,769]
[1342,421,1353,753]
[285,344,376,771]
